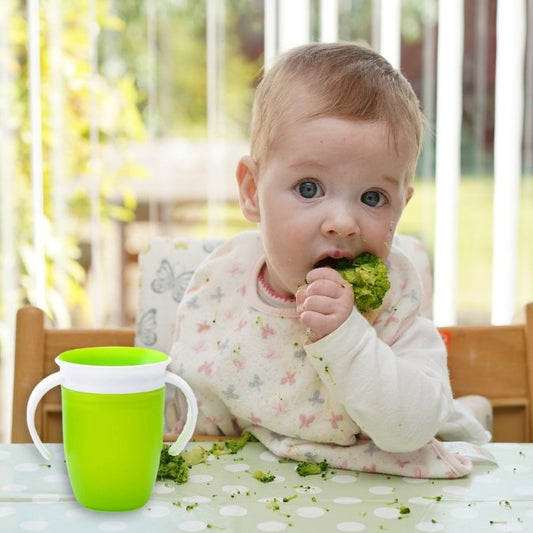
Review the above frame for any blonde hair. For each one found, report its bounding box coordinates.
[250,42,425,182]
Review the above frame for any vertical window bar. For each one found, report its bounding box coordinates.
[88,0,103,326]
[48,0,69,327]
[418,2,437,245]
[146,0,159,230]
[319,0,338,42]
[206,0,226,236]
[433,0,464,325]
[491,0,526,324]
[278,0,310,54]
[0,0,17,443]
[27,0,46,311]
[379,0,401,69]
[371,0,381,50]
[264,0,278,70]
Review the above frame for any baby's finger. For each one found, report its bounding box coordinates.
[306,266,345,284]
[305,277,349,300]
[300,308,336,327]
[300,309,342,342]
[299,294,340,316]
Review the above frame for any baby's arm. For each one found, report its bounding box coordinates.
[305,311,454,453]
[296,267,354,342]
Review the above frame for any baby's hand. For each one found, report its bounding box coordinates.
[295,267,354,342]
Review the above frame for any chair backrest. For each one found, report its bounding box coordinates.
[11,306,134,443]
[441,302,533,442]
[135,236,225,353]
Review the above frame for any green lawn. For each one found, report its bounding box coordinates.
[398,176,533,322]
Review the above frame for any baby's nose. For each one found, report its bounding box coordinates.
[322,206,359,237]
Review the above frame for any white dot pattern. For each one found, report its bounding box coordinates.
[0,442,531,532]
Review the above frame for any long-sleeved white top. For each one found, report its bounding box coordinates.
[169,231,486,454]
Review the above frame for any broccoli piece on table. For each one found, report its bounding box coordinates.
[158,443,208,484]
[333,253,390,313]
[158,432,258,485]
[208,432,257,457]
[180,445,208,466]
[157,445,190,484]
[252,470,276,483]
[295,459,329,477]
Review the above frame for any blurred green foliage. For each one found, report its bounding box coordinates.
[100,0,263,138]
[1,0,264,324]
[3,0,146,322]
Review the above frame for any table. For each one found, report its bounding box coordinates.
[1,442,533,532]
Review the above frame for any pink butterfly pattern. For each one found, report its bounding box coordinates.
[170,233,472,479]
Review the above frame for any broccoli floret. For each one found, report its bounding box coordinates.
[157,445,190,484]
[333,253,390,312]
[295,459,329,477]
[252,470,276,483]
[208,432,257,457]
[158,444,208,484]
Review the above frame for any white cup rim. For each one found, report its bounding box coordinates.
[55,346,170,394]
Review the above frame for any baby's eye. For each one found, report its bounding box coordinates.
[296,180,324,199]
[361,190,387,207]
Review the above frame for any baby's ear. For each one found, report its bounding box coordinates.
[236,155,261,222]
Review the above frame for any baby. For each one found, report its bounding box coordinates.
[170,42,489,477]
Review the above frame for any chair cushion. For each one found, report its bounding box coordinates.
[135,236,224,354]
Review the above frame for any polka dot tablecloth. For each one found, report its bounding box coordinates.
[1,443,533,532]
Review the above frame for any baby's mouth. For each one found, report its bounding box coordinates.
[313,257,339,269]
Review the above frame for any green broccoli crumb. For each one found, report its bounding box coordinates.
[398,505,410,515]
[252,470,276,483]
[295,460,329,477]
[157,446,190,484]
[266,498,281,511]
[283,494,298,503]
[208,432,258,457]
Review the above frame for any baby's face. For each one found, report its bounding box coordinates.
[241,113,414,299]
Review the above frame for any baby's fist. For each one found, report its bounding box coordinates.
[296,267,354,342]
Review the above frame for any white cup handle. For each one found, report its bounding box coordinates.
[26,372,63,461]
[164,371,198,455]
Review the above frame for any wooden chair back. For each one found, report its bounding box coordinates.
[11,306,134,443]
[441,301,533,442]
[12,303,533,443]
